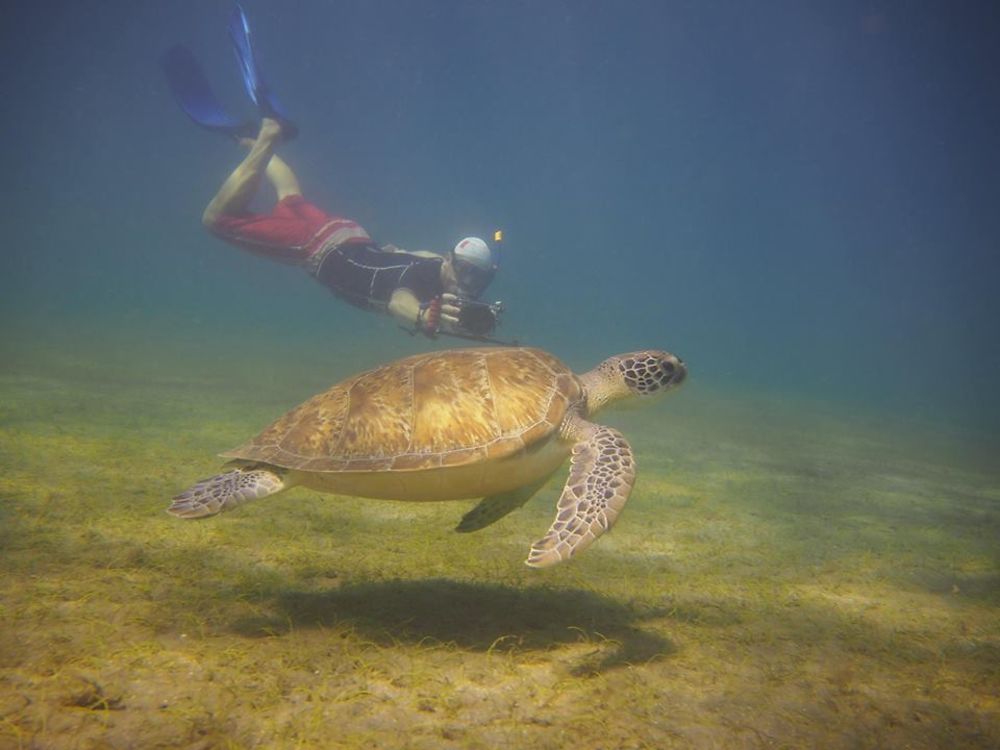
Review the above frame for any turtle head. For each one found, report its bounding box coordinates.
[581,350,687,415]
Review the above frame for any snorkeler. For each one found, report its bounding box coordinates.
[161,5,503,340]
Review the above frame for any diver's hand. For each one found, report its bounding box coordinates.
[439,293,462,332]
[416,297,442,338]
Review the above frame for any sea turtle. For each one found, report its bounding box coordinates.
[169,347,686,567]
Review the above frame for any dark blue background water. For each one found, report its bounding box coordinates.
[2,1,998,434]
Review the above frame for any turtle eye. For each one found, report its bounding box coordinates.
[619,352,686,395]
[657,361,675,382]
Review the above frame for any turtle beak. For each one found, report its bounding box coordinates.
[671,359,687,387]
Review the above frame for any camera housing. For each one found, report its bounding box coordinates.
[455,299,505,337]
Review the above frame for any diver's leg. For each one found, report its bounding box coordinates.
[202,118,283,227]
[264,153,302,201]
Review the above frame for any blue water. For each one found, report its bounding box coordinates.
[2,1,999,435]
[2,6,1000,746]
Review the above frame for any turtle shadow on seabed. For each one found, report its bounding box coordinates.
[231,578,676,675]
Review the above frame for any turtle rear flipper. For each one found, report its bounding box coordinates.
[526,420,636,568]
[455,476,551,533]
[168,466,289,518]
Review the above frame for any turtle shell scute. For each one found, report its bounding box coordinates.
[220,347,582,472]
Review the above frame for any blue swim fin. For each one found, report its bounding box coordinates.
[161,44,256,138]
[228,3,298,139]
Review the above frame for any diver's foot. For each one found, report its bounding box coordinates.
[258,117,284,142]
[258,115,298,142]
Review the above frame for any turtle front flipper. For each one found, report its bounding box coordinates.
[168,465,290,518]
[526,419,636,568]
[455,476,551,533]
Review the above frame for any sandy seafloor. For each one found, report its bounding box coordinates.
[1,321,998,750]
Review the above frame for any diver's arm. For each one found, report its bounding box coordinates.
[388,288,424,330]
[388,289,461,334]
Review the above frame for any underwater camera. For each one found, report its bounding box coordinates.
[456,299,505,337]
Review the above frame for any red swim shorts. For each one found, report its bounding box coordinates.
[208,195,371,265]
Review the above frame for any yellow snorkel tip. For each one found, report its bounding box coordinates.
[494,229,503,244]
